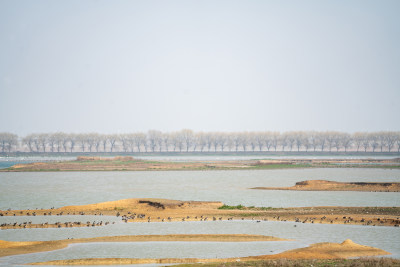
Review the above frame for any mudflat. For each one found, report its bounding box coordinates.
[251,179,400,192]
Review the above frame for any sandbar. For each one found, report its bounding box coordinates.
[27,239,391,265]
[0,234,288,257]
[251,180,400,192]
[1,198,399,228]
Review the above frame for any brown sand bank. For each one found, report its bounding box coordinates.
[251,180,400,192]
[0,234,287,257]
[1,198,399,228]
[28,239,390,265]
[2,156,399,172]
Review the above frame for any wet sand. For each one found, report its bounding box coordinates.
[1,198,399,228]
[0,234,286,257]
[27,239,391,265]
[252,179,400,192]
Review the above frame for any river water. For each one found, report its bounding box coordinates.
[0,168,399,265]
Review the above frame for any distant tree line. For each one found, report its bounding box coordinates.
[0,130,400,153]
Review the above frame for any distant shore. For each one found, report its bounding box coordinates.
[1,156,399,172]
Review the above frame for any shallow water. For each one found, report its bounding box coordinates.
[0,169,399,210]
[0,168,399,265]
[0,221,399,266]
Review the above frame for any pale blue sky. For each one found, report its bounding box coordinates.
[1,0,399,135]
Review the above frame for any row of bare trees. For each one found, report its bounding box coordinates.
[1,130,400,153]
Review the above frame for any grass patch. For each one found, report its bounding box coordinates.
[219,204,245,210]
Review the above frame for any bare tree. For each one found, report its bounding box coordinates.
[280,133,288,152]
[308,131,319,152]
[60,133,69,153]
[216,132,227,152]
[196,132,207,152]
[91,133,102,152]
[180,129,194,152]
[271,132,280,151]
[157,133,164,152]
[162,133,171,152]
[76,133,87,152]
[52,132,65,153]
[361,133,370,152]
[204,132,213,152]
[147,130,162,152]
[352,132,364,152]
[377,132,386,152]
[285,132,296,152]
[294,131,305,152]
[23,134,36,152]
[263,132,273,151]
[325,131,337,152]
[231,133,241,152]
[68,133,76,153]
[239,132,249,152]
[317,132,327,152]
[132,133,146,152]
[254,132,265,152]
[331,132,343,152]
[369,133,379,153]
[226,133,234,151]
[107,134,118,152]
[0,132,18,153]
[384,132,397,152]
[211,133,219,152]
[341,133,352,152]
[396,133,400,152]
[119,134,130,153]
[47,133,57,153]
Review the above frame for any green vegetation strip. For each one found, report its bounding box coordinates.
[218,204,276,211]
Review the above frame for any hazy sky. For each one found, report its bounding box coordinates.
[1,0,399,135]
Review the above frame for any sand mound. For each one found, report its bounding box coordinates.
[58,198,223,212]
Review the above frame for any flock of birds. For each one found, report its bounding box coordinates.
[1,208,399,229]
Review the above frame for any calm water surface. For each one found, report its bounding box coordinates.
[0,169,399,209]
[0,221,399,265]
